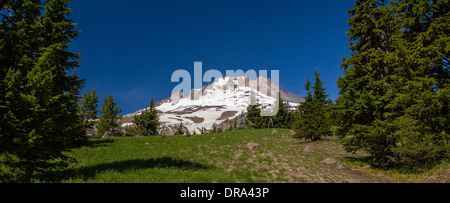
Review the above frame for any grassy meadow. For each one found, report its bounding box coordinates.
[33,129,449,183]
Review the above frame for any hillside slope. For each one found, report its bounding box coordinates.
[34,129,450,183]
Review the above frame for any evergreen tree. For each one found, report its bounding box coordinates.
[133,97,159,136]
[175,122,184,135]
[246,103,270,129]
[0,0,85,179]
[97,96,123,137]
[388,0,449,165]
[79,89,99,132]
[337,0,394,163]
[273,92,293,128]
[246,89,296,129]
[246,90,265,128]
[293,69,331,141]
[337,0,449,166]
[312,68,328,105]
[312,69,331,138]
[212,124,217,133]
[198,126,207,134]
[326,99,338,127]
[247,90,294,129]
[293,77,315,140]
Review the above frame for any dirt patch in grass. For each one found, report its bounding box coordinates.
[214,132,393,183]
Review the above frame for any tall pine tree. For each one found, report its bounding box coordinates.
[293,77,315,140]
[337,0,449,166]
[98,96,123,137]
[0,0,85,179]
[273,92,293,128]
[133,97,159,136]
[387,0,449,165]
[293,69,330,141]
[79,89,99,132]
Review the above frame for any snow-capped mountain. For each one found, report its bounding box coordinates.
[122,76,304,135]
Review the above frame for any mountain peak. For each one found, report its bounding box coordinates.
[123,76,303,135]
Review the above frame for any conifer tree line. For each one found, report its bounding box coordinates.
[246,91,295,129]
[245,68,334,141]
[246,0,449,167]
[336,0,449,166]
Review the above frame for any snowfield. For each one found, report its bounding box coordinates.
[123,76,303,134]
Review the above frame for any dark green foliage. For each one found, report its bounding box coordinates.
[337,0,449,166]
[326,99,339,127]
[0,0,86,179]
[246,91,294,129]
[133,97,159,136]
[79,89,99,132]
[246,104,269,128]
[211,125,218,133]
[175,122,184,135]
[124,125,145,137]
[198,126,207,134]
[313,69,328,105]
[213,125,222,133]
[273,92,294,128]
[97,96,123,137]
[293,69,331,141]
[246,90,267,129]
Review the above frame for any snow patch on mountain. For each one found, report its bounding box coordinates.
[123,76,304,135]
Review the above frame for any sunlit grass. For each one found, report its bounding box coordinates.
[30,129,449,183]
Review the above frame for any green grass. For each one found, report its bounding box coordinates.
[31,129,449,183]
[341,157,450,183]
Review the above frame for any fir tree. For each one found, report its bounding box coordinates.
[293,77,314,139]
[79,89,99,132]
[387,0,449,165]
[212,124,217,133]
[273,92,292,128]
[337,0,449,166]
[133,97,159,136]
[312,68,328,105]
[312,69,331,138]
[293,69,331,141]
[201,126,207,134]
[175,122,184,135]
[98,96,123,137]
[326,99,338,127]
[337,0,395,163]
[0,0,85,179]
[246,90,295,129]
[246,104,270,129]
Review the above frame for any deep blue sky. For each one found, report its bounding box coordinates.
[69,0,354,114]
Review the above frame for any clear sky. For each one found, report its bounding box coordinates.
[68,0,355,115]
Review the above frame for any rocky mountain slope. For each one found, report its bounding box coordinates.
[122,76,304,135]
